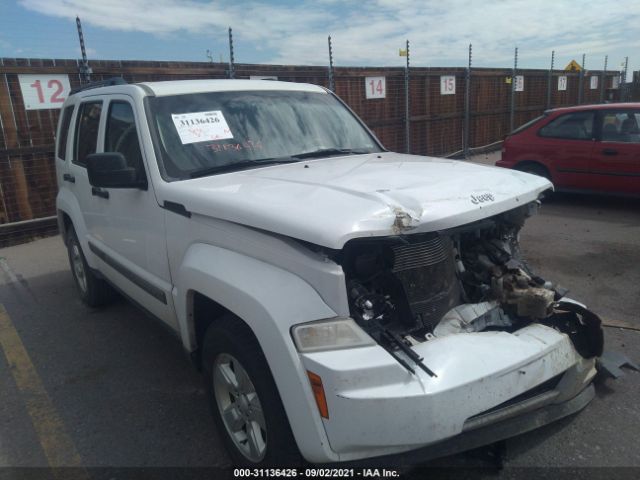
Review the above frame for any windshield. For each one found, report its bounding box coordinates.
[147,90,382,180]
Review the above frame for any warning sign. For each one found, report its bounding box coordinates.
[564,60,582,72]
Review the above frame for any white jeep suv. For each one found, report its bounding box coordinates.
[55,78,603,466]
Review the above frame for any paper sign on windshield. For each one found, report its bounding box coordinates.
[171,111,233,144]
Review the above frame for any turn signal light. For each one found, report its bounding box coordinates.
[307,371,329,419]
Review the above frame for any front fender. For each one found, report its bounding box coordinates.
[175,243,340,462]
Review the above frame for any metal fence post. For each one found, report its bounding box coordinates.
[622,56,629,101]
[463,43,472,158]
[327,36,335,92]
[546,50,554,109]
[75,16,92,83]
[228,27,235,79]
[600,55,608,103]
[510,47,518,132]
[578,53,585,104]
[404,39,410,154]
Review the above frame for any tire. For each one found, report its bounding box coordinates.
[202,314,302,467]
[66,227,115,307]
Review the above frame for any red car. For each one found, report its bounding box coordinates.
[496,103,640,196]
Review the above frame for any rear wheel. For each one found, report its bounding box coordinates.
[66,227,115,307]
[202,314,302,466]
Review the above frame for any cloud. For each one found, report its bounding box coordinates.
[18,0,640,67]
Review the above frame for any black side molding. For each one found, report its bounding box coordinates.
[88,242,167,304]
[162,201,191,218]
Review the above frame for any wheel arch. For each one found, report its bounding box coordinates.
[175,242,340,462]
[514,160,553,181]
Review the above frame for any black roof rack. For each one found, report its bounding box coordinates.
[70,77,127,95]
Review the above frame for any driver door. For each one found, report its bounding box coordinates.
[87,95,176,327]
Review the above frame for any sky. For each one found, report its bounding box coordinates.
[0,0,637,72]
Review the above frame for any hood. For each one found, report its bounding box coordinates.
[160,152,552,249]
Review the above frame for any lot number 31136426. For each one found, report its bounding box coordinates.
[18,74,72,110]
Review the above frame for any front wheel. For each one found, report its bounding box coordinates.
[202,314,302,466]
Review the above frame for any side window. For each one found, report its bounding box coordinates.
[601,111,640,143]
[56,105,74,160]
[74,101,103,166]
[539,111,594,140]
[104,101,144,177]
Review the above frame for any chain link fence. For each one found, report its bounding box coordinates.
[0,29,634,245]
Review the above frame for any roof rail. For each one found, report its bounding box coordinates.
[70,77,127,95]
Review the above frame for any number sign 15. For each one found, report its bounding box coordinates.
[18,74,72,110]
[440,76,455,95]
[365,76,386,99]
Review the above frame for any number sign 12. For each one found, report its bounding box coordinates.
[440,76,455,95]
[365,77,386,99]
[18,74,71,110]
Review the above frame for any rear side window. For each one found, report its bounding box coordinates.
[56,105,74,160]
[539,111,594,140]
[600,111,640,143]
[74,101,103,166]
[512,114,547,135]
[105,101,145,177]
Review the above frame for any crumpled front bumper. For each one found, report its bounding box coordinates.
[301,323,596,461]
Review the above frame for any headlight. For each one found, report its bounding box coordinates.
[291,318,376,353]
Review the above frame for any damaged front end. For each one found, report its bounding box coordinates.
[339,200,604,376]
[295,199,612,460]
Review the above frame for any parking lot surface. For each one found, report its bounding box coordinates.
[1,188,639,473]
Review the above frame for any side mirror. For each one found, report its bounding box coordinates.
[86,153,147,189]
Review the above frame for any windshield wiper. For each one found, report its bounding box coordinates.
[188,157,300,178]
[291,148,372,160]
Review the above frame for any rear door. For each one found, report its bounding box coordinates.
[590,109,640,195]
[67,98,105,237]
[536,110,596,190]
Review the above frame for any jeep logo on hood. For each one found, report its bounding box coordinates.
[470,193,495,204]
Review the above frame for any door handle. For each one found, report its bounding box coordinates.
[63,173,75,183]
[602,148,618,156]
[91,187,109,199]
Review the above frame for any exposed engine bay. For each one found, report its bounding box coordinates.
[338,201,604,376]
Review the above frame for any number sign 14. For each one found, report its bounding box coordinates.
[365,77,386,99]
[18,74,71,110]
[440,76,455,95]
